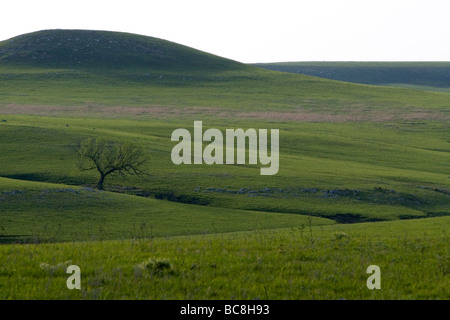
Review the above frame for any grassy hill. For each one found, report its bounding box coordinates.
[0,29,245,71]
[0,176,334,244]
[0,115,448,227]
[254,61,450,92]
[1,31,449,111]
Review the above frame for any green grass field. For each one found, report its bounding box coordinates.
[0,30,449,300]
[1,217,448,299]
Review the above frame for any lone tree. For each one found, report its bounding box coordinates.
[75,137,147,190]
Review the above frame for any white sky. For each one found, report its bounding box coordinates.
[1,0,449,63]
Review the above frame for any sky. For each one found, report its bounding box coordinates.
[1,0,449,63]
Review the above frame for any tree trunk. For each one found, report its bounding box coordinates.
[97,173,106,190]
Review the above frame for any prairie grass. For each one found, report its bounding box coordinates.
[0,217,448,299]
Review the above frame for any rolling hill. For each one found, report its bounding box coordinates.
[0,29,245,71]
[1,30,449,111]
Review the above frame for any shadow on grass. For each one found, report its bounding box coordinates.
[3,173,52,182]
[2,173,80,186]
[0,235,34,244]
[328,213,385,224]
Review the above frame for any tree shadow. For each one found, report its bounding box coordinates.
[0,235,34,244]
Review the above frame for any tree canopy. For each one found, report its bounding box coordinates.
[75,137,147,190]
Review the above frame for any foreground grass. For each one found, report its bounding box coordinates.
[0,217,448,299]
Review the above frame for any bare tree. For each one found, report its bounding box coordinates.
[75,137,147,190]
